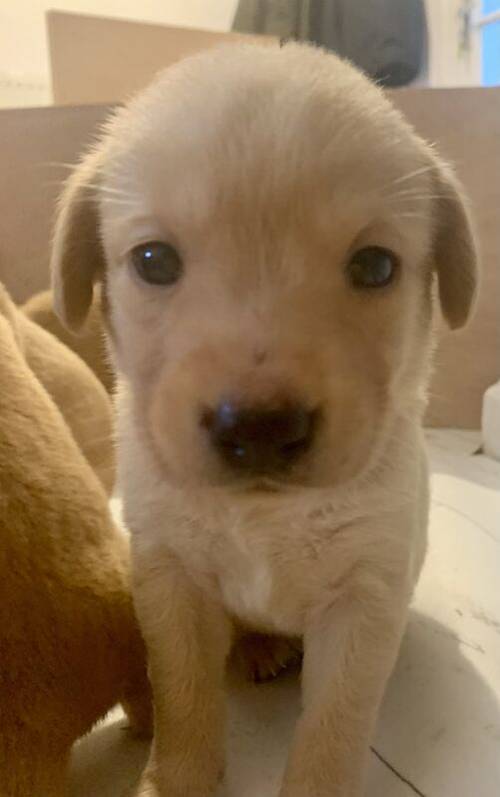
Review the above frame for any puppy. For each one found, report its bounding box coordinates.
[0,286,151,797]
[51,43,478,797]
[5,285,115,492]
[23,287,115,394]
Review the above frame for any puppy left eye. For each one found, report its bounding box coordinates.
[130,241,183,286]
[346,246,398,289]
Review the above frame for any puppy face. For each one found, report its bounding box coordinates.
[51,44,478,490]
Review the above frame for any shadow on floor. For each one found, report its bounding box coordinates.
[69,715,149,797]
[373,610,500,796]
[69,611,500,796]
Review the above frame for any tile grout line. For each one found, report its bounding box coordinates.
[431,501,499,545]
[370,746,428,797]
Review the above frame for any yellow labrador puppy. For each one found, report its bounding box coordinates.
[51,44,478,797]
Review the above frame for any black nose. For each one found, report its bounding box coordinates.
[204,401,315,474]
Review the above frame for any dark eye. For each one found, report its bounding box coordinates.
[131,241,183,286]
[346,246,398,289]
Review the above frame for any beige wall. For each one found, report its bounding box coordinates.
[0,0,238,107]
[48,13,271,106]
[0,1,488,109]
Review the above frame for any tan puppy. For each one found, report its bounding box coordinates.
[0,285,151,797]
[51,44,478,797]
[23,287,115,394]
[11,287,115,492]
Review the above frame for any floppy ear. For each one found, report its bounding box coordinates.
[0,282,23,349]
[431,157,479,329]
[51,149,106,331]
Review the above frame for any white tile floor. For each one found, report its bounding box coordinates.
[69,430,500,797]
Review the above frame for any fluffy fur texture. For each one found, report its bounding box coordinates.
[13,286,115,492]
[51,43,478,797]
[23,287,114,394]
[0,284,151,797]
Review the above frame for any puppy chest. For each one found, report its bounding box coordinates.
[219,547,274,627]
[212,531,309,635]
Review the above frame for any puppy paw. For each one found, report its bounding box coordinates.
[232,633,302,683]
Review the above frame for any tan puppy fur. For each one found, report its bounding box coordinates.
[51,44,478,797]
[13,288,115,491]
[23,287,115,394]
[0,285,151,797]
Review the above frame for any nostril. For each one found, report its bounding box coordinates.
[203,401,317,473]
[280,436,311,460]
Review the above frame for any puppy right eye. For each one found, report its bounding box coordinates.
[130,241,183,286]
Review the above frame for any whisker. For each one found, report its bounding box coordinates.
[388,165,436,187]
[98,199,139,208]
[387,189,448,201]
[97,193,136,201]
[63,197,139,209]
[38,161,79,171]
[43,179,73,190]
[385,194,450,212]
[39,176,137,204]
[82,183,134,197]
[394,212,431,221]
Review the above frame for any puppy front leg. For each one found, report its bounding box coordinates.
[133,552,231,797]
[281,572,410,797]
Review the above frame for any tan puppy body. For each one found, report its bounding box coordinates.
[6,286,115,492]
[51,44,478,797]
[0,286,151,797]
[22,287,115,394]
[119,400,427,796]
[119,397,428,635]
[19,310,115,492]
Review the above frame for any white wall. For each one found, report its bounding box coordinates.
[0,0,238,107]
[425,0,481,86]
[0,0,482,108]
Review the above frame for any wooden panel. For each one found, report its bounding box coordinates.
[0,104,110,303]
[0,87,498,427]
[390,87,500,428]
[47,11,275,106]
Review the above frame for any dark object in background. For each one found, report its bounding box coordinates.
[233,0,427,87]
[309,0,426,87]
[233,0,311,40]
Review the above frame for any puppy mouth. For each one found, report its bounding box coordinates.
[225,466,310,493]
[243,477,289,494]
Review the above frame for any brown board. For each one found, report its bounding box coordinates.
[47,11,275,106]
[0,88,498,428]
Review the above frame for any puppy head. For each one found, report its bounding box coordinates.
[52,43,478,490]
